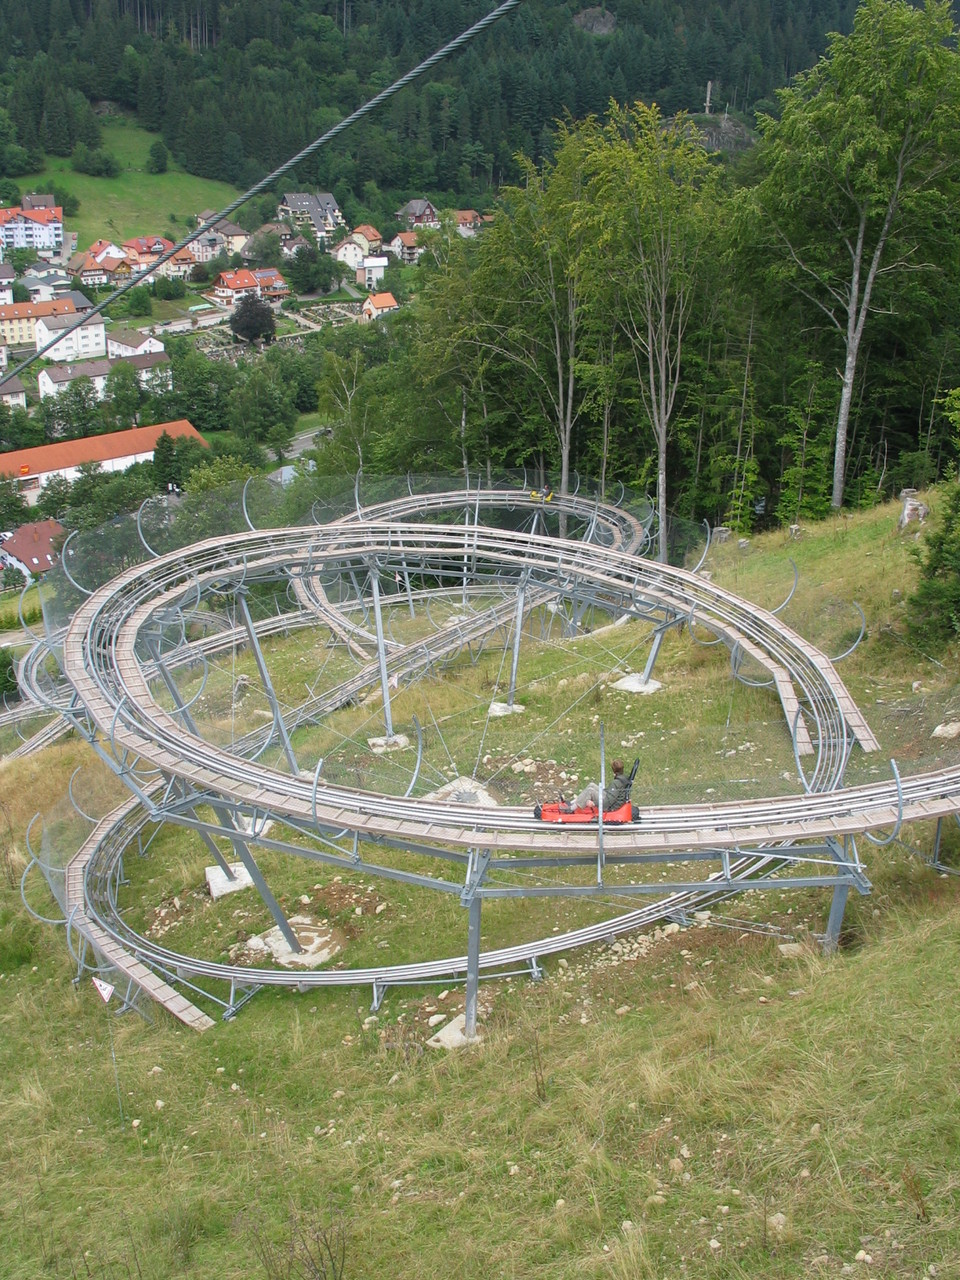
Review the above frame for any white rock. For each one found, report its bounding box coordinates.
[932,721,960,740]
[778,942,805,958]
[426,1013,478,1049]
[427,1013,446,1028]
[488,701,525,717]
[367,733,410,754]
[766,1212,787,1236]
[205,861,255,900]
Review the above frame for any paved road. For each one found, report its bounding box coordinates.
[0,628,30,650]
[287,428,324,458]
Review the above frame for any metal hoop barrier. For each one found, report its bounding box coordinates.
[20,482,960,1028]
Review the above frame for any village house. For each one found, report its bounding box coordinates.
[395,198,440,230]
[37,359,111,400]
[107,329,165,359]
[158,246,198,280]
[282,235,311,259]
[212,268,259,305]
[360,292,399,323]
[240,223,296,264]
[333,238,364,272]
[73,253,132,289]
[277,192,346,246]
[35,312,107,362]
[19,266,72,302]
[212,267,289,306]
[252,267,289,300]
[123,235,172,266]
[454,209,483,237]
[385,230,426,266]
[37,351,172,400]
[0,517,64,582]
[122,235,174,281]
[0,262,13,306]
[0,205,63,257]
[76,238,125,266]
[189,229,229,264]
[0,374,26,410]
[351,224,382,254]
[21,194,56,211]
[195,213,248,255]
[356,254,388,291]
[0,420,204,505]
[0,298,76,350]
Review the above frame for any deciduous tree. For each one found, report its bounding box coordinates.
[748,0,960,509]
[586,102,719,557]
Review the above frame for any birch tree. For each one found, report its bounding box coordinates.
[470,121,602,503]
[749,0,960,509]
[586,102,718,560]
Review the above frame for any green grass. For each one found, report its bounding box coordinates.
[18,116,243,250]
[0,584,41,630]
[0,494,959,1278]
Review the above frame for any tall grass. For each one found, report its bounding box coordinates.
[0,496,958,1278]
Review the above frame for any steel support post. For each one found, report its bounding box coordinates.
[237,592,299,775]
[641,628,666,685]
[348,569,370,627]
[397,544,415,618]
[462,504,471,612]
[822,882,849,954]
[368,562,394,738]
[932,817,943,868]
[146,634,200,736]
[145,635,299,950]
[231,841,303,954]
[506,572,528,708]
[464,893,482,1040]
[197,827,236,879]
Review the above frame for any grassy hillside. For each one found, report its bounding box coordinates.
[16,117,243,250]
[1,495,958,1279]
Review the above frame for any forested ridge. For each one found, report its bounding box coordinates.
[0,0,857,215]
[1,0,959,545]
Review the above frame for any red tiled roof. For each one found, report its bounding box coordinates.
[0,421,206,480]
[217,269,259,291]
[0,206,63,226]
[123,236,173,254]
[0,299,76,323]
[2,518,64,573]
[365,292,398,311]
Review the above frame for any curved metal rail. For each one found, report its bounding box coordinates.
[28,484,960,1024]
